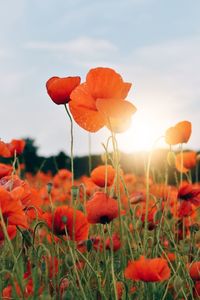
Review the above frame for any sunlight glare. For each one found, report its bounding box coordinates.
[117,109,172,152]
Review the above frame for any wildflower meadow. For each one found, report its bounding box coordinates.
[0,67,199,299]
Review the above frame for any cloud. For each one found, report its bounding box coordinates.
[25,37,117,56]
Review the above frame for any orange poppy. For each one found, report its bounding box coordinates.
[69,67,136,132]
[124,256,170,282]
[86,191,123,224]
[91,165,115,187]
[0,175,43,221]
[43,206,89,242]
[0,187,28,240]
[96,98,136,133]
[175,151,197,173]
[46,76,81,105]
[165,121,192,145]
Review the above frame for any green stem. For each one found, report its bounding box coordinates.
[88,133,92,175]
[64,104,74,187]
[106,224,118,300]
[64,228,87,300]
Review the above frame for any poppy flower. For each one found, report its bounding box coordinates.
[0,163,12,179]
[124,256,170,282]
[188,261,200,281]
[193,281,200,298]
[91,165,115,187]
[96,98,136,133]
[46,76,81,105]
[175,151,197,173]
[178,201,194,218]
[0,175,43,220]
[0,225,16,242]
[69,67,136,132]
[178,183,200,206]
[0,140,11,157]
[105,233,121,251]
[7,139,25,156]
[2,278,43,298]
[86,191,123,224]
[165,121,192,145]
[0,187,28,240]
[43,206,89,242]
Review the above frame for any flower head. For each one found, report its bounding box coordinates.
[46,76,81,105]
[43,206,89,242]
[165,121,192,145]
[175,151,197,173]
[86,192,123,224]
[124,256,171,282]
[69,67,136,132]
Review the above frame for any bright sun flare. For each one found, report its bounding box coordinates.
[117,109,172,152]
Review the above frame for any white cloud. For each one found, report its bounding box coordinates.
[25,37,117,55]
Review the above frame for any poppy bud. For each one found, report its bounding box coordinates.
[47,182,53,194]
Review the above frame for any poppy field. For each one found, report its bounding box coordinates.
[0,67,200,299]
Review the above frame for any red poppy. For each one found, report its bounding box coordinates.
[165,121,192,145]
[46,76,81,105]
[0,163,12,179]
[175,151,197,173]
[178,183,200,206]
[0,140,11,157]
[86,191,122,224]
[0,225,16,242]
[193,281,200,298]
[106,233,121,251]
[43,206,89,242]
[91,165,115,187]
[189,261,200,281]
[178,201,194,218]
[69,67,136,132]
[7,139,25,156]
[124,256,170,282]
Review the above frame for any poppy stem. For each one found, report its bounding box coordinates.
[109,127,125,268]
[64,104,74,187]
[106,224,118,300]
[143,136,162,252]
[88,132,92,175]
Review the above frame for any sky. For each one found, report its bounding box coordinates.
[0,0,200,156]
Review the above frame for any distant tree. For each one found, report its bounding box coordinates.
[23,138,40,174]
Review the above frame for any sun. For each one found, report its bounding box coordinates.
[117,109,171,152]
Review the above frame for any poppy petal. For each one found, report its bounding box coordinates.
[86,67,131,99]
[96,98,136,118]
[69,83,106,132]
